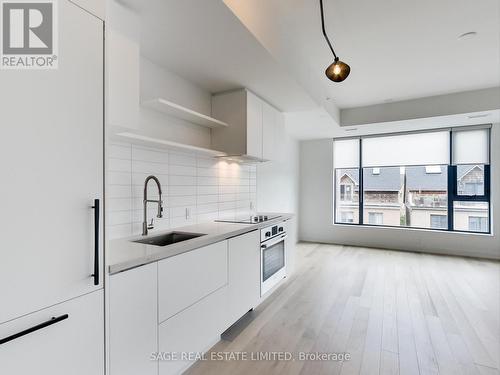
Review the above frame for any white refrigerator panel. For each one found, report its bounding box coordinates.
[0,290,104,375]
[0,0,104,323]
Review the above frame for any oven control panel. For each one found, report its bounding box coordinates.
[261,221,287,242]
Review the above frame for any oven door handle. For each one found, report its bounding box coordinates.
[261,234,287,249]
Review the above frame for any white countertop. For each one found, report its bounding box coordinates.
[107,213,293,274]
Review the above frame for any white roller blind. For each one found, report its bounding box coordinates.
[452,128,489,165]
[334,139,359,168]
[362,131,449,167]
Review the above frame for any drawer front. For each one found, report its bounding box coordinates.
[0,290,104,375]
[158,286,227,375]
[158,241,228,323]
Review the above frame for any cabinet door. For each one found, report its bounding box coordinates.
[158,286,227,375]
[0,0,104,323]
[158,241,228,322]
[0,290,104,375]
[262,102,277,161]
[109,263,158,375]
[226,230,260,329]
[274,111,286,162]
[246,91,263,159]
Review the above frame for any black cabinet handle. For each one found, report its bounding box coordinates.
[0,314,69,345]
[92,199,100,286]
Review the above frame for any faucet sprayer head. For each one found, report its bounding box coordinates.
[157,201,163,218]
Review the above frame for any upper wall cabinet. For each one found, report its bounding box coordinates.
[211,89,282,161]
[262,101,280,161]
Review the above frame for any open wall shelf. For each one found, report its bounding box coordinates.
[109,129,227,157]
[141,98,229,128]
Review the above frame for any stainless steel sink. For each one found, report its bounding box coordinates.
[132,231,206,247]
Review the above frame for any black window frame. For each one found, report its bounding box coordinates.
[333,128,491,234]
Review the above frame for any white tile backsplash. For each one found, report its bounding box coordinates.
[106,141,256,239]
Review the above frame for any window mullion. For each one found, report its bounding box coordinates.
[359,139,363,225]
[447,165,456,231]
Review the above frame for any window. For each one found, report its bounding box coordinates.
[361,165,448,229]
[453,202,489,233]
[430,214,447,229]
[368,212,383,225]
[340,211,354,223]
[333,127,491,233]
[363,167,402,227]
[464,183,482,195]
[457,165,485,196]
[340,183,353,201]
[468,216,488,232]
[406,165,448,229]
[425,165,442,174]
[335,169,359,224]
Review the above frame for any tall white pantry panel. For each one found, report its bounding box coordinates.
[0,1,105,373]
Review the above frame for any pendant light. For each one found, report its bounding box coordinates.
[319,0,350,82]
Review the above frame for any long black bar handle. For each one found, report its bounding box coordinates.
[0,314,69,345]
[92,199,100,286]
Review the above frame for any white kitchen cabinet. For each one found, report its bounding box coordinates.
[0,0,104,324]
[158,241,228,322]
[212,89,281,161]
[158,287,228,375]
[0,290,104,375]
[109,263,158,375]
[262,101,277,161]
[274,110,286,162]
[247,91,264,159]
[225,230,261,330]
[106,233,272,375]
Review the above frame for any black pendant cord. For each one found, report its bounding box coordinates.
[319,0,338,60]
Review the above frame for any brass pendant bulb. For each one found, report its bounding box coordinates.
[319,0,350,82]
[325,58,350,82]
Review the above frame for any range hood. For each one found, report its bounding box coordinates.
[211,89,273,164]
[214,154,268,163]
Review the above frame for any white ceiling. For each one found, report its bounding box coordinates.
[116,0,499,140]
[119,0,317,112]
[224,0,500,109]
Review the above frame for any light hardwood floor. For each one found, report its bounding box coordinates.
[185,243,500,375]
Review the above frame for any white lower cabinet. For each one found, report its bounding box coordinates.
[0,290,104,375]
[225,230,261,329]
[109,262,158,375]
[158,286,228,375]
[157,241,229,374]
[158,241,228,322]
[108,235,263,375]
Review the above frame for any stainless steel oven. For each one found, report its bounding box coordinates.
[260,221,287,296]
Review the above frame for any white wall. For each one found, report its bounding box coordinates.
[106,0,212,148]
[138,57,212,148]
[341,87,500,126]
[299,124,500,260]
